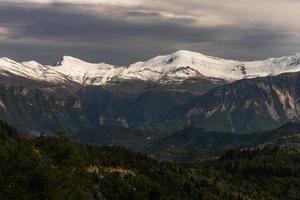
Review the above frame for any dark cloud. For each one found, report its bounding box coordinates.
[0,1,299,65]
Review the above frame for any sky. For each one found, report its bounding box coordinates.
[0,0,300,65]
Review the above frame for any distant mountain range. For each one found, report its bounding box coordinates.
[1,50,300,86]
[1,50,300,135]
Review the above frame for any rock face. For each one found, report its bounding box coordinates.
[165,72,300,133]
[0,83,195,134]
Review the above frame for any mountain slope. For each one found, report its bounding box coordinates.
[0,81,196,134]
[53,56,125,85]
[73,126,162,151]
[120,50,300,82]
[0,57,74,84]
[144,123,300,161]
[2,71,300,135]
[163,72,300,133]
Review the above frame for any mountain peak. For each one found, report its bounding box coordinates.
[54,55,89,67]
[173,50,196,55]
[172,50,206,56]
[293,53,300,57]
[0,57,19,64]
[22,60,44,68]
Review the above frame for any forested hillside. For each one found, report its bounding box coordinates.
[145,123,300,161]
[1,121,300,200]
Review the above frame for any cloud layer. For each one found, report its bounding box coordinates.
[0,0,299,65]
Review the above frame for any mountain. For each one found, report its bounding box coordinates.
[53,56,125,85]
[259,122,300,150]
[0,81,196,134]
[160,71,300,133]
[0,57,75,84]
[144,123,300,161]
[2,50,300,87]
[121,50,300,82]
[1,50,300,134]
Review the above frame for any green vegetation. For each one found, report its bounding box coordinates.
[146,123,300,161]
[1,121,300,199]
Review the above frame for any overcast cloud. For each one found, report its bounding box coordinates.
[0,0,299,65]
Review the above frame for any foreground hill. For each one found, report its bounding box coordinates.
[73,126,163,151]
[144,123,300,161]
[1,121,300,199]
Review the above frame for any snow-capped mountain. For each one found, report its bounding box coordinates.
[121,50,300,82]
[1,50,300,85]
[52,56,125,85]
[0,57,73,83]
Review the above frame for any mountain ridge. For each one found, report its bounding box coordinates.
[1,50,300,86]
